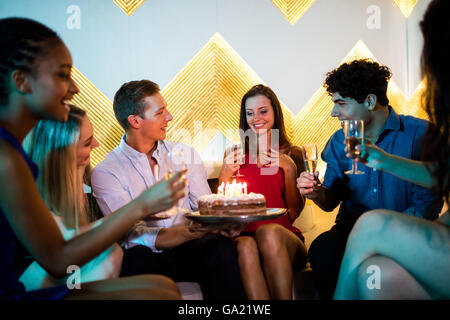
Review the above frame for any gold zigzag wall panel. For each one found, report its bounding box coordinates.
[271,0,316,25]
[71,67,124,167]
[270,1,418,25]
[113,0,146,16]
[393,0,419,18]
[286,40,426,174]
[163,33,263,151]
[73,36,427,172]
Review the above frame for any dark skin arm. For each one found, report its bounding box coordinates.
[0,142,186,277]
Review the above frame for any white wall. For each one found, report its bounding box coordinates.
[0,0,431,160]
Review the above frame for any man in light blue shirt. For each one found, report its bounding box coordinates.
[91,80,245,300]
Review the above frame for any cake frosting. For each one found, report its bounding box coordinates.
[197,192,266,216]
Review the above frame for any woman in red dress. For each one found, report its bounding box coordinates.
[218,84,308,299]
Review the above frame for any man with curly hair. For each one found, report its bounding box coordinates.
[296,59,443,300]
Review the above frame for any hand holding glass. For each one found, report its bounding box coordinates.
[344,120,365,175]
[302,143,318,173]
[231,143,244,178]
[302,143,321,186]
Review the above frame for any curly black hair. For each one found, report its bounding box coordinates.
[419,0,450,205]
[323,59,392,106]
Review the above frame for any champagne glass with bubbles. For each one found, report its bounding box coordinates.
[231,143,244,178]
[302,143,321,186]
[344,120,365,175]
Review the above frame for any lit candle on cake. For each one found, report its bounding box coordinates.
[218,183,224,195]
[217,179,248,196]
[198,180,266,216]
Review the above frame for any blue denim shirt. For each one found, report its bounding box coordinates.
[322,107,443,225]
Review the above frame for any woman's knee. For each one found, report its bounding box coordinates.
[137,286,181,300]
[356,210,395,229]
[235,236,259,258]
[255,224,286,254]
[129,274,179,293]
[349,210,394,243]
[356,255,431,299]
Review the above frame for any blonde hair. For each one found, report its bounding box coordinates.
[24,105,89,230]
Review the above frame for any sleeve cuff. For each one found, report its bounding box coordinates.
[125,225,164,253]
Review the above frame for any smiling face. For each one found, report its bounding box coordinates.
[245,94,275,134]
[76,115,99,168]
[331,92,371,127]
[137,93,173,141]
[26,41,79,122]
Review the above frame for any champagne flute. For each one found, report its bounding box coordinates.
[302,143,318,174]
[302,143,321,186]
[231,143,244,178]
[162,149,187,213]
[163,149,186,178]
[344,120,365,175]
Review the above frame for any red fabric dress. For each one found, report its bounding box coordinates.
[236,154,304,242]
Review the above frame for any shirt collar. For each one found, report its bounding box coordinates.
[381,106,401,132]
[152,140,169,162]
[373,106,401,143]
[118,135,168,161]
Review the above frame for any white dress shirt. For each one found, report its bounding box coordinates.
[91,136,211,252]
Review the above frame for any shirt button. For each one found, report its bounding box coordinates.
[373,188,377,193]
[373,168,376,172]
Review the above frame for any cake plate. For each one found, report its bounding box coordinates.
[185,208,287,224]
[149,207,189,220]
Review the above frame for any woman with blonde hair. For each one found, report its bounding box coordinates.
[20,105,124,290]
[0,17,185,300]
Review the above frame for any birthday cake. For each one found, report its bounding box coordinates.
[197,180,266,216]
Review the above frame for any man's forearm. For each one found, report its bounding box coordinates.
[311,186,340,212]
[154,226,195,250]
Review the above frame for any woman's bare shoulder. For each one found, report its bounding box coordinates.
[0,140,24,173]
[0,140,39,206]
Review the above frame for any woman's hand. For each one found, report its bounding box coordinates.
[260,148,297,174]
[218,147,244,183]
[138,170,187,219]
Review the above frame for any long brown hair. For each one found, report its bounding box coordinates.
[419,0,450,206]
[24,105,89,230]
[239,84,291,153]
